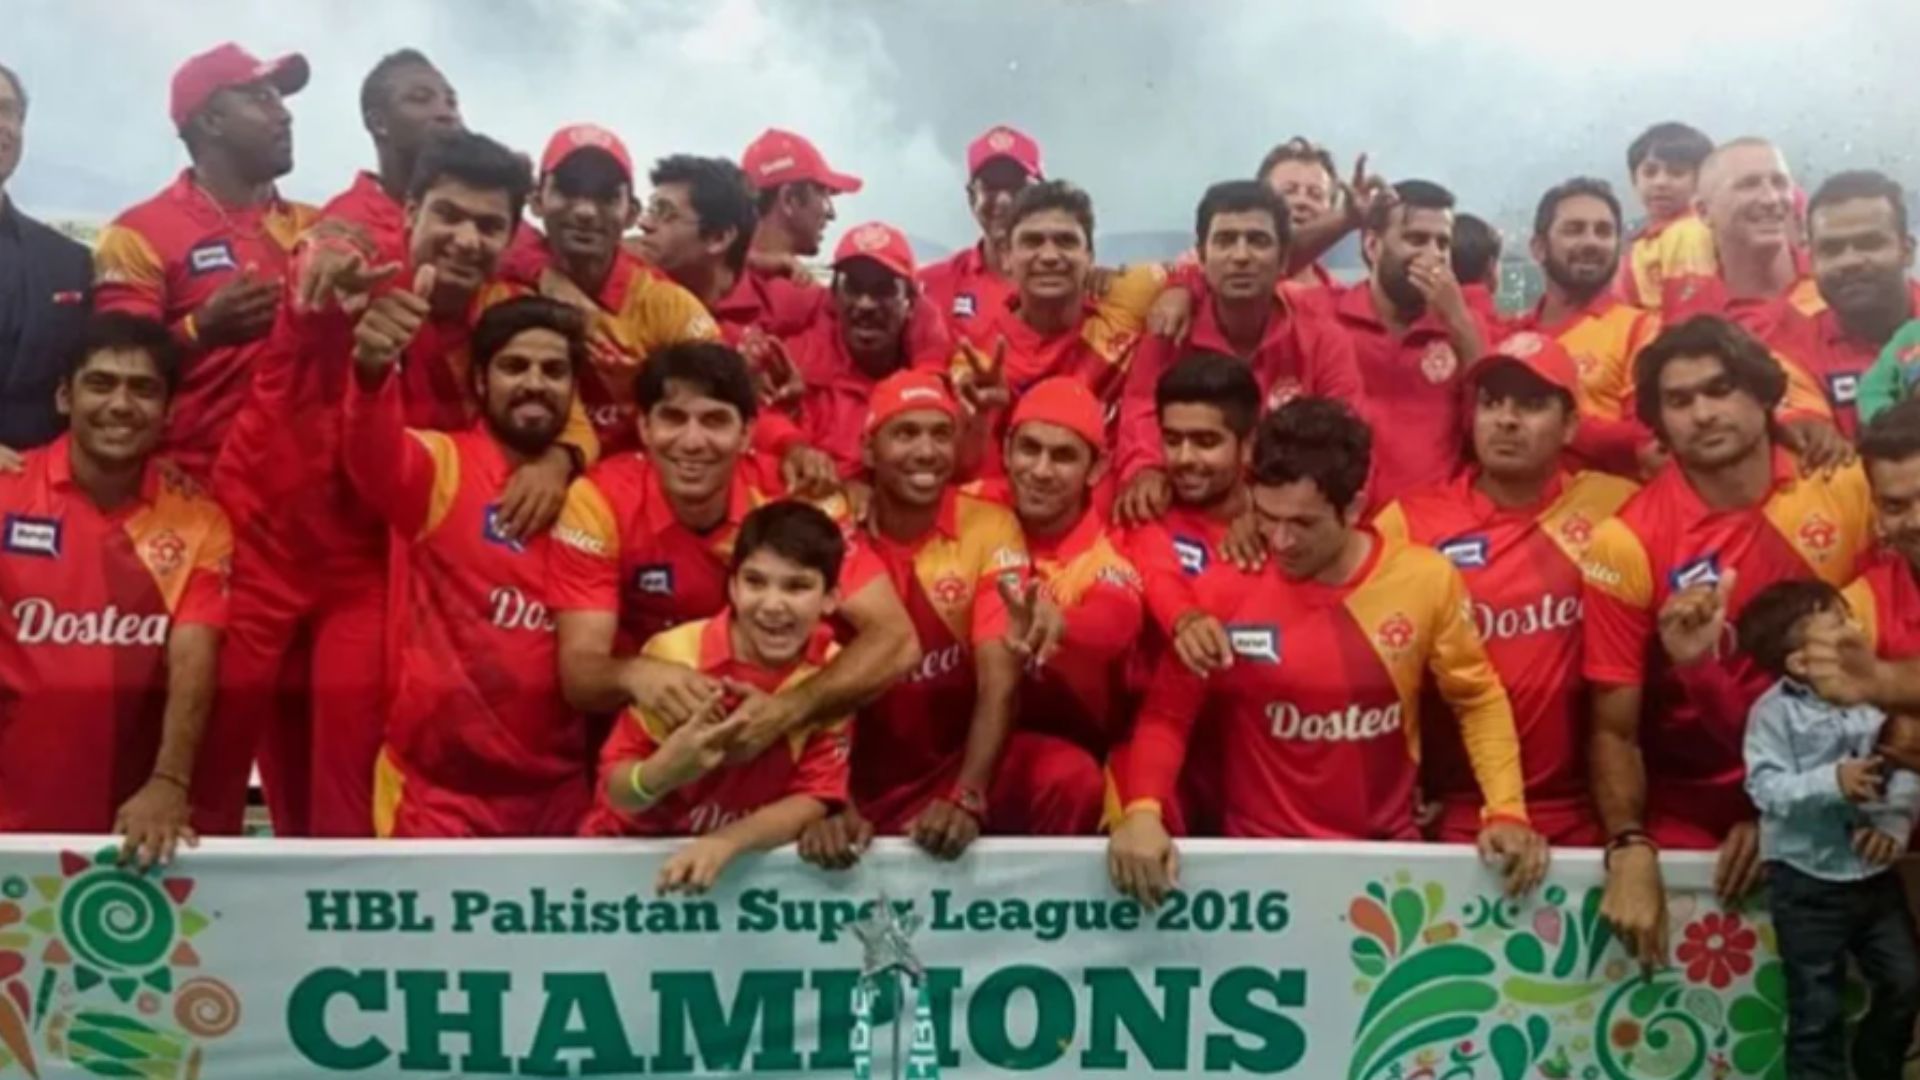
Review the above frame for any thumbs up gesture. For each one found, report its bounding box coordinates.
[352,264,438,372]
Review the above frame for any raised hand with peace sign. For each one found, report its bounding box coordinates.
[997,571,1066,668]
[953,336,1012,417]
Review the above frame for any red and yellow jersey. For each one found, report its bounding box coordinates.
[548,455,880,653]
[92,171,317,476]
[1843,553,1920,660]
[1116,277,1366,483]
[580,613,851,837]
[855,488,1029,827]
[0,437,231,832]
[1376,470,1637,835]
[1615,212,1717,314]
[1661,264,1826,341]
[1116,531,1526,840]
[954,263,1165,403]
[1513,295,1659,475]
[1120,502,1241,637]
[1765,282,1920,439]
[342,376,583,807]
[501,243,721,453]
[918,241,1015,330]
[1330,283,1491,504]
[1581,448,1873,846]
[779,302,954,479]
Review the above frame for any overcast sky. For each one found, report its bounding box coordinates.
[8,0,1919,255]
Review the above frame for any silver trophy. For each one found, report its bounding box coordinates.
[849,894,940,1079]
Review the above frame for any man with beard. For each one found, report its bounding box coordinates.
[742,129,861,280]
[548,342,920,767]
[200,132,581,837]
[502,125,719,454]
[918,125,1043,329]
[1107,397,1545,904]
[1583,316,1874,971]
[1663,138,1823,336]
[344,295,593,837]
[1767,171,1918,437]
[1615,122,1717,315]
[0,314,230,869]
[775,222,952,479]
[1376,334,1638,844]
[1514,178,1661,477]
[94,43,315,477]
[1115,180,1364,524]
[1330,180,1490,502]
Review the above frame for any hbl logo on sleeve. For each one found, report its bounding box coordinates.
[4,514,62,558]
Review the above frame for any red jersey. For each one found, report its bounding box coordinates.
[548,454,880,653]
[1615,213,1717,314]
[1376,470,1638,842]
[0,438,231,831]
[855,489,1028,829]
[954,263,1164,402]
[1581,449,1874,847]
[314,172,409,266]
[710,266,826,341]
[779,302,954,478]
[1120,500,1240,637]
[1843,553,1920,660]
[918,242,1015,330]
[342,375,584,799]
[92,170,317,476]
[1115,282,1366,483]
[1661,263,1825,340]
[580,613,851,837]
[1116,532,1527,840]
[1330,283,1489,504]
[1515,295,1660,476]
[499,242,721,453]
[1765,282,1920,439]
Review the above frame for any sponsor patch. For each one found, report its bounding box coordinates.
[4,514,61,558]
[187,241,239,275]
[1226,624,1281,664]
[952,294,978,319]
[483,504,527,554]
[635,564,674,596]
[1670,554,1721,591]
[1172,537,1208,576]
[1438,535,1489,570]
[1828,373,1859,405]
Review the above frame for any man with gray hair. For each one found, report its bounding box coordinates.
[0,61,93,458]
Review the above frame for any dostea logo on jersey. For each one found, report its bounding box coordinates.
[1470,593,1582,643]
[488,587,554,632]
[1266,699,1403,742]
[1374,612,1416,656]
[686,801,745,835]
[906,642,965,684]
[1797,513,1838,561]
[12,598,168,647]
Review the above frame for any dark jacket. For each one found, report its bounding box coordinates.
[0,197,92,448]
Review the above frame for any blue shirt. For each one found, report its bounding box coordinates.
[1743,677,1918,881]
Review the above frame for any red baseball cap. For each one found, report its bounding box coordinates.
[833,222,916,280]
[170,42,309,130]
[540,123,634,184]
[866,371,956,434]
[1010,376,1105,453]
[742,129,863,194]
[966,124,1043,179]
[1471,331,1581,398]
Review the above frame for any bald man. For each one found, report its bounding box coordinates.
[1662,138,1821,337]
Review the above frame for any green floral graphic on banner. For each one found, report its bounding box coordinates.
[0,847,238,1079]
[1345,871,1793,1080]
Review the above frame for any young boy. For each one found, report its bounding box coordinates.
[1615,121,1716,314]
[582,501,854,896]
[1740,580,1920,1080]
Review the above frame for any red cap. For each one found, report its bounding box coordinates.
[1471,331,1581,398]
[966,125,1043,179]
[170,43,309,130]
[833,222,916,280]
[1009,376,1106,452]
[540,124,634,184]
[742,129,862,194]
[866,371,956,434]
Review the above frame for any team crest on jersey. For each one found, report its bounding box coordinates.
[1438,535,1489,570]
[1798,512,1839,558]
[931,572,970,607]
[1172,537,1208,576]
[635,564,675,596]
[483,504,527,554]
[952,294,978,319]
[1419,341,1458,385]
[1670,554,1722,591]
[1828,373,1859,405]
[141,529,187,577]
[1573,352,1600,380]
[1375,612,1416,655]
[1226,624,1281,664]
[1265,378,1304,411]
[187,241,238,275]
[1559,512,1594,548]
[3,514,61,558]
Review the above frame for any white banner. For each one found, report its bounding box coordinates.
[0,837,1811,1078]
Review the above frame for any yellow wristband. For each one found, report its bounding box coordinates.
[627,762,658,806]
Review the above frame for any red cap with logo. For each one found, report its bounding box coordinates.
[866,371,957,434]
[832,222,916,280]
[966,125,1043,179]
[170,42,310,130]
[741,129,863,194]
[540,123,634,184]
[1010,376,1105,452]
[1470,331,1581,398]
